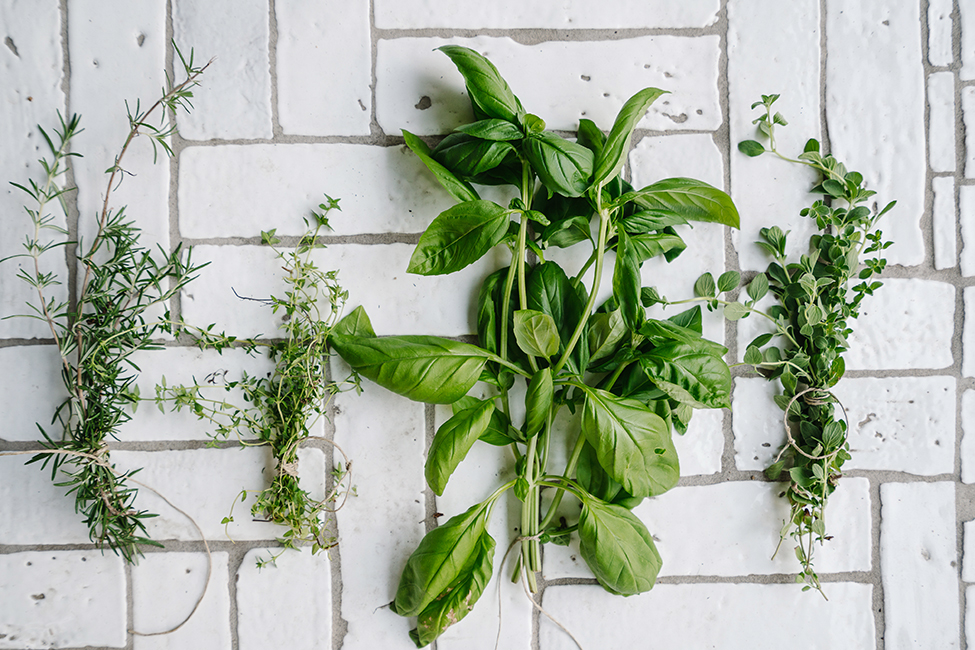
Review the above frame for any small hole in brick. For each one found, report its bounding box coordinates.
[581,75,590,81]
[137,33,146,47]
[414,96,432,110]
[31,593,45,601]
[4,36,19,57]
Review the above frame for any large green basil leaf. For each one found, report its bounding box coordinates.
[667,305,703,334]
[432,132,515,179]
[476,267,506,355]
[407,200,510,276]
[331,334,492,404]
[426,399,496,495]
[410,532,496,647]
[402,130,479,203]
[333,305,376,338]
[438,45,524,124]
[627,177,740,228]
[451,396,520,446]
[527,262,589,374]
[524,131,594,198]
[619,209,689,234]
[613,231,643,332]
[455,118,523,141]
[534,191,593,248]
[587,308,627,365]
[641,342,731,410]
[576,441,623,504]
[628,233,686,262]
[524,367,553,438]
[580,386,679,498]
[576,118,606,156]
[513,309,560,359]
[638,318,727,356]
[592,87,667,187]
[393,499,493,617]
[578,497,661,595]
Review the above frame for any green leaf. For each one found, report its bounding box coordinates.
[331,334,493,404]
[402,130,479,203]
[747,273,769,302]
[527,262,589,374]
[576,118,606,156]
[629,177,740,228]
[513,309,560,358]
[614,231,644,332]
[407,201,510,276]
[588,309,628,365]
[455,119,523,141]
[641,342,732,410]
[426,400,496,495]
[524,367,553,438]
[476,267,507,355]
[638,319,726,356]
[580,386,679,498]
[432,132,515,178]
[743,345,763,366]
[738,140,766,157]
[694,272,716,298]
[393,499,494,617]
[576,441,624,504]
[723,302,749,320]
[437,45,524,124]
[717,271,740,293]
[619,210,689,234]
[524,131,594,198]
[627,233,686,262]
[542,214,592,248]
[410,531,495,647]
[592,87,668,187]
[578,498,661,595]
[333,305,376,338]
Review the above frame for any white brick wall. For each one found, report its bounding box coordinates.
[0,0,969,648]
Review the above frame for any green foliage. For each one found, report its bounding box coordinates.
[333,46,739,646]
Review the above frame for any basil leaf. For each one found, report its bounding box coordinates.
[476,267,506,355]
[437,45,524,124]
[524,367,553,438]
[613,231,644,332]
[639,319,726,356]
[592,87,667,187]
[580,386,679,498]
[410,532,496,647]
[667,305,703,334]
[432,132,515,178]
[426,399,496,495]
[513,309,560,359]
[407,200,510,276]
[628,177,740,228]
[527,262,589,374]
[524,131,594,198]
[619,209,689,234]
[641,342,732,410]
[455,118,523,141]
[333,305,376,338]
[331,334,492,404]
[402,130,479,203]
[587,308,627,365]
[628,233,686,262]
[578,497,661,595]
[576,118,606,156]
[576,441,623,504]
[542,214,592,248]
[393,499,494,617]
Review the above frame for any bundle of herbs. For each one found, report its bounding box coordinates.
[330,46,740,646]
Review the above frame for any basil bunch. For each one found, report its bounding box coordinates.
[332,46,739,645]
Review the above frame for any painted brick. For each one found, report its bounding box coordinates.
[0,345,69,442]
[966,88,975,178]
[935,176,957,269]
[963,186,975,275]
[965,519,975,581]
[734,376,956,475]
[69,0,171,249]
[178,143,459,237]
[331,375,427,650]
[961,390,975,483]
[376,36,721,136]
[729,0,822,272]
[181,244,505,338]
[0,0,66,339]
[845,279,955,371]
[0,455,94,544]
[967,287,975,377]
[131,552,231,650]
[963,0,975,80]
[0,551,126,649]
[826,0,925,267]
[112,447,326,542]
[276,0,371,136]
[544,479,870,580]
[929,72,956,173]
[237,547,331,650]
[374,0,720,29]
[929,0,954,66]
[539,583,875,649]
[172,0,272,140]
[881,482,960,650]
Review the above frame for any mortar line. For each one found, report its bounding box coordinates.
[268,0,282,138]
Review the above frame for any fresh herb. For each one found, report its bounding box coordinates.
[156,197,354,556]
[3,47,210,562]
[331,46,739,646]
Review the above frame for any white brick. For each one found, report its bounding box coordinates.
[0,0,67,339]
[967,286,975,377]
[0,551,126,649]
[961,390,975,483]
[182,244,505,338]
[826,0,926,267]
[846,279,954,371]
[729,0,822,272]
[374,0,720,29]
[178,143,462,237]
[929,0,954,66]
[132,552,231,650]
[881,482,960,650]
[735,376,956,475]
[376,36,721,136]
[0,455,94,544]
[962,186,975,275]
[539,583,875,649]
[935,176,957,269]
[674,409,724,475]
[113,447,326,542]
[237,547,331,650]
[0,345,68,442]
[173,0,272,140]
[69,0,171,250]
[965,519,975,581]
[929,72,956,173]
[963,0,975,80]
[331,379,426,650]
[276,0,371,136]
[966,88,975,178]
